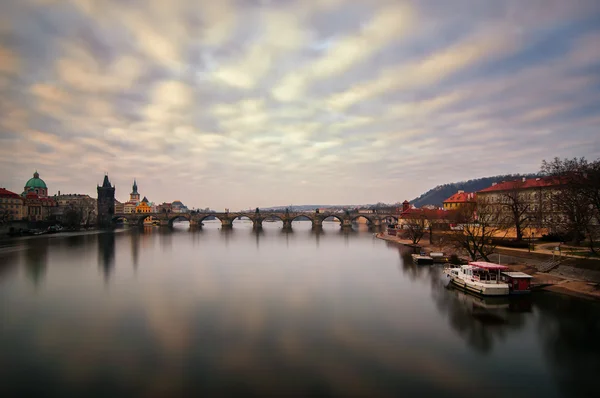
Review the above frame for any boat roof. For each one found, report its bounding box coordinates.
[469,261,509,270]
[501,271,533,278]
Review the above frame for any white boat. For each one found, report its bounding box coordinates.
[444,262,510,296]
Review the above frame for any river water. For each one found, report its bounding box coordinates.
[0,220,598,397]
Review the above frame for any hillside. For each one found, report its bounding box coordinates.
[411,173,541,208]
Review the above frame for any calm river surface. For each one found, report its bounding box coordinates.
[1,221,599,397]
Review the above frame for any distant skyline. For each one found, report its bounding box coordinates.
[1,0,599,210]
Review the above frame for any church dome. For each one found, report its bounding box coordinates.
[25,171,47,189]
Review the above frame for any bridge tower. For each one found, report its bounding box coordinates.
[97,175,115,229]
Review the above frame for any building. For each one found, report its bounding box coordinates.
[22,171,48,197]
[122,179,140,213]
[398,200,451,229]
[157,202,173,213]
[52,193,97,226]
[97,175,115,228]
[171,200,189,213]
[114,199,124,214]
[135,197,152,213]
[477,176,564,234]
[443,191,477,210]
[21,171,56,221]
[0,188,24,221]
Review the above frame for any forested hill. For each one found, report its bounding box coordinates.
[411,173,540,208]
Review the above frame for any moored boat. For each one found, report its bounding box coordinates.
[444,262,510,296]
[501,272,533,295]
[412,254,434,265]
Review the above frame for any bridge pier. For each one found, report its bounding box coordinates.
[282,219,292,230]
[159,219,169,227]
[253,219,263,229]
[221,218,233,229]
[312,218,323,229]
[189,219,199,228]
[341,219,353,229]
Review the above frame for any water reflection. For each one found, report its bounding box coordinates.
[25,238,49,287]
[97,232,115,282]
[0,229,598,397]
[535,294,600,397]
[433,285,529,354]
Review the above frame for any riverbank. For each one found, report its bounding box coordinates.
[376,232,600,301]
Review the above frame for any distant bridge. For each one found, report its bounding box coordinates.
[111,211,400,229]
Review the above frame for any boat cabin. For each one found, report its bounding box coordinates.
[501,272,532,294]
[466,262,509,283]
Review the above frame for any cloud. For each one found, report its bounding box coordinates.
[0,0,599,208]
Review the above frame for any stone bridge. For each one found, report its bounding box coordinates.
[111,211,400,230]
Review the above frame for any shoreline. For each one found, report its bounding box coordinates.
[375,232,600,301]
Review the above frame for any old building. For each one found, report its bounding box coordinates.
[52,193,97,226]
[135,197,152,213]
[398,200,451,228]
[477,176,564,235]
[157,202,173,213]
[0,188,24,221]
[171,200,189,213]
[20,171,56,221]
[114,199,124,214]
[97,175,115,228]
[22,171,48,197]
[443,191,476,210]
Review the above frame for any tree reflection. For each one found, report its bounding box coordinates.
[534,293,600,397]
[97,232,115,282]
[24,238,49,287]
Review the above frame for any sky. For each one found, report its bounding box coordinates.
[1,0,599,210]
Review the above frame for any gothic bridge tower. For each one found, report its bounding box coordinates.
[97,175,115,228]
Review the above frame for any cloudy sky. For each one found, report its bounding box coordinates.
[1,0,599,209]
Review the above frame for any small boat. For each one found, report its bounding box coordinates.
[501,272,533,295]
[444,262,510,296]
[429,252,449,263]
[412,254,434,265]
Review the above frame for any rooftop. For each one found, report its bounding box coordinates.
[0,188,21,199]
[444,191,476,203]
[479,176,562,193]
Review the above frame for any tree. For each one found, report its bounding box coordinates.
[499,181,531,241]
[449,201,508,261]
[403,214,427,245]
[541,157,600,253]
[0,209,10,226]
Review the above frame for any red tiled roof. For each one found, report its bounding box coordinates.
[443,192,476,203]
[400,208,452,220]
[0,188,21,199]
[478,177,562,193]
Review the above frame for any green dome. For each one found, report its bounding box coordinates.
[25,171,47,189]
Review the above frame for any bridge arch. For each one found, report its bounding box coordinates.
[136,214,155,226]
[168,214,191,227]
[196,213,224,224]
[351,214,374,224]
[112,215,130,224]
[291,214,314,222]
[233,213,255,222]
[263,214,284,222]
[320,214,343,223]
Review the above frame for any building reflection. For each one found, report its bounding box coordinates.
[97,232,115,282]
[131,231,140,270]
[24,238,49,287]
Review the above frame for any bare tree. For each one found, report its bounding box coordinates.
[0,208,10,226]
[402,214,427,245]
[541,157,600,253]
[500,181,531,241]
[449,201,508,261]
